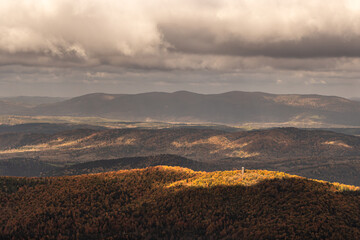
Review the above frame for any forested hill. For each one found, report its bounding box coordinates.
[1,166,360,239]
[2,127,360,185]
[2,127,360,163]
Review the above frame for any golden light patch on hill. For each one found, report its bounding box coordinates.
[167,169,282,188]
[48,133,100,146]
[102,95,115,100]
[323,141,352,148]
[0,143,51,154]
[52,165,359,191]
[115,136,136,145]
[172,136,258,158]
[172,136,249,150]
[0,133,137,154]
[0,134,98,153]
[226,150,259,158]
[0,141,81,154]
[165,168,360,191]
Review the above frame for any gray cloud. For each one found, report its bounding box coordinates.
[1,0,360,97]
[2,0,360,65]
[161,33,360,58]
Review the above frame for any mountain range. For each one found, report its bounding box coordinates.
[2,91,360,238]
[1,91,360,126]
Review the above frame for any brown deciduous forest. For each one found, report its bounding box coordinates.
[1,166,360,239]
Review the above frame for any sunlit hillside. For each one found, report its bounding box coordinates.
[1,166,360,239]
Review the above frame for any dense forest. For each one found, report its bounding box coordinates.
[1,166,360,239]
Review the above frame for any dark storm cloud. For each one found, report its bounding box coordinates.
[0,0,360,97]
[2,0,360,67]
[160,29,360,58]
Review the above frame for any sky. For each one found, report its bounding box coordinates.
[1,0,360,98]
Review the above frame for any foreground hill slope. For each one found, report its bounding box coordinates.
[28,91,360,126]
[1,167,360,239]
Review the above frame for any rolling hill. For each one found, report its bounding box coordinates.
[1,127,360,184]
[1,166,360,239]
[1,127,359,162]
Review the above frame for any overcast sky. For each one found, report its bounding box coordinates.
[1,0,360,98]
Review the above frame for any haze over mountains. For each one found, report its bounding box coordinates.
[1,91,360,126]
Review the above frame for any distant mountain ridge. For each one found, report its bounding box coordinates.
[0,100,28,115]
[0,96,67,107]
[26,91,360,126]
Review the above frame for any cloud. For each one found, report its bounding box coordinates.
[1,0,360,97]
[156,1,360,58]
[1,0,360,67]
